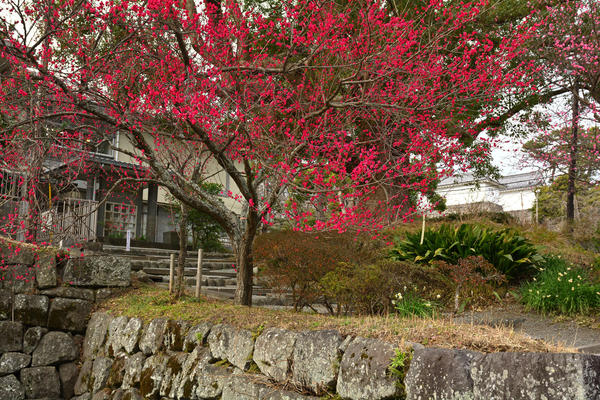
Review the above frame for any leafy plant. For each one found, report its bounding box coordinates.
[390,223,542,281]
[392,291,437,318]
[520,256,600,315]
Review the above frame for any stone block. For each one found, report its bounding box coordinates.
[404,348,477,400]
[91,357,113,393]
[40,286,95,301]
[59,362,80,400]
[183,322,212,351]
[139,318,168,355]
[139,353,167,399]
[122,352,145,390]
[207,324,254,371]
[83,312,112,359]
[173,347,213,399]
[0,321,23,352]
[105,316,129,356]
[0,289,11,320]
[159,351,188,398]
[14,294,49,326]
[471,351,600,400]
[164,319,191,351]
[32,331,78,366]
[0,352,31,375]
[21,366,61,399]
[0,240,35,265]
[0,374,24,400]
[74,359,93,396]
[254,327,297,381]
[195,363,232,399]
[35,251,58,289]
[23,326,47,354]
[48,297,93,332]
[336,336,402,400]
[122,317,143,354]
[63,255,131,287]
[292,330,342,394]
[0,264,36,293]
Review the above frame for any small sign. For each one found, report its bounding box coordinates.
[126,230,131,251]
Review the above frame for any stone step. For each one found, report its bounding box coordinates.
[142,267,237,278]
[103,244,233,259]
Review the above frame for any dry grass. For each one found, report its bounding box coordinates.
[99,285,574,354]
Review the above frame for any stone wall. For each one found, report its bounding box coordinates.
[75,313,600,400]
[0,238,131,400]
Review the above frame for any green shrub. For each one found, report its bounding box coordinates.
[319,258,451,315]
[520,256,600,315]
[390,223,542,281]
[253,230,379,312]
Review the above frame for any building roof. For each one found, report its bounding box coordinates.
[438,171,543,191]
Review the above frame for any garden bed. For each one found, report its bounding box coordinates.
[98,285,571,353]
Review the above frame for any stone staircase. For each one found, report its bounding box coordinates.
[102,245,289,305]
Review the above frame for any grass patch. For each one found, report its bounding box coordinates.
[99,285,572,353]
[521,256,600,315]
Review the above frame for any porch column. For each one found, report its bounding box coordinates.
[146,183,158,242]
[95,177,106,239]
[85,177,94,200]
[135,187,143,239]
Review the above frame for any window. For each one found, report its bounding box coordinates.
[104,202,136,237]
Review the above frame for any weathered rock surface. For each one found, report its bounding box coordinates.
[405,348,600,400]
[0,374,25,400]
[121,317,143,354]
[48,297,93,332]
[0,352,31,375]
[74,359,93,396]
[139,353,168,399]
[83,312,111,359]
[139,317,168,355]
[122,352,145,390]
[173,347,213,399]
[32,331,78,366]
[207,324,254,370]
[470,351,600,400]
[159,352,188,398]
[0,289,11,319]
[292,330,342,394]
[41,286,95,301]
[91,357,113,393]
[59,362,80,399]
[254,327,297,381]
[405,348,477,400]
[164,319,190,351]
[196,363,233,399]
[221,375,320,400]
[1,264,36,293]
[183,322,212,351]
[105,316,129,356]
[0,321,23,352]
[21,366,61,399]
[336,336,402,400]
[64,255,131,287]
[14,294,49,326]
[23,326,47,354]
[35,252,58,289]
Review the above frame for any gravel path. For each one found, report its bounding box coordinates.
[453,309,600,353]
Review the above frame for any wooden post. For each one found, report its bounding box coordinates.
[420,213,426,245]
[169,253,175,294]
[195,249,203,298]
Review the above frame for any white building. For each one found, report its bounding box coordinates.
[435,172,543,221]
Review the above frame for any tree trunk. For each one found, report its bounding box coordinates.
[175,204,188,299]
[233,211,259,306]
[566,82,579,226]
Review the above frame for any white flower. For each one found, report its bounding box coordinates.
[571,287,575,291]
[568,279,573,283]
[436,294,441,299]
